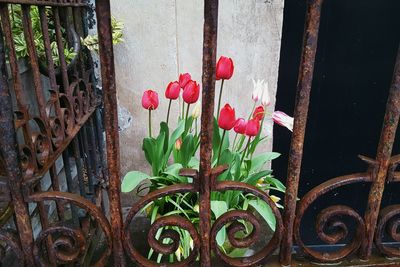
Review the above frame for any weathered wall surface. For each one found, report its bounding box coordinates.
[110,0,284,175]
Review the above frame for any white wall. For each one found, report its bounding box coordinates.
[110,0,284,175]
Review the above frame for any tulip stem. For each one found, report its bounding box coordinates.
[182,101,185,120]
[148,110,152,138]
[240,137,251,168]
[166,99,172,125]
[185,103,191,131]
[232,133,238,151]
[217,129,226,166]
[248,101,257,120]
[217,79,225,120]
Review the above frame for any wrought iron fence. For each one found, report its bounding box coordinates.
[0,0,399,266]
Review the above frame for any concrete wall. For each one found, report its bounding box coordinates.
[110,0,284,175]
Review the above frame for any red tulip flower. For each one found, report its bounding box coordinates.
[142,90,159,110]
[165,81,180,100]
[216,56,234,80]
[218,104,236,130]
[253,105,265,121]
[179,73,192,89]
[245,118,260,137]
[183,80,200,104]
[234,118,247,134]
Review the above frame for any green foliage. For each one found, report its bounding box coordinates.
[81,17,124,54]
[10,5,76,66]
[9,5,123,66]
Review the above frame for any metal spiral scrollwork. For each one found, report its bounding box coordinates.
[0,230,24,266]
[33,226,86,265]
[123,184,201,267]
[375,204,400,258]
[294,173,371,263]
[211,181,283,267]
[28,192,112,266]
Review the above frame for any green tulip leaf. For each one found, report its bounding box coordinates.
[250,152,281,173]
[121,171,150,193]
[243,170,272,186]
[211,200,228,247]
[249,199,276,231]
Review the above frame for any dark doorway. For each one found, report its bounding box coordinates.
[274,0,400,245]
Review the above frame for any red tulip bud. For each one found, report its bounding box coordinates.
[142,90,159,110]
[253,105,265,121]
[165,81,180,100]
[182,80,200,104]
[245,118,260,137]
[179,73,192,89]
[216,56,234,80]
[234,118,247,134]
[218,104,236,130]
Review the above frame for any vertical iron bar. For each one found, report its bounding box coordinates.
[95,0,125,265]
[0,4,31,146]
[62,150,80,226]
[52,6,69,94]
[0,20,35,266]
[81,125,95,194]
[280,0,323,265]
[88,117,102,183]
[39,6,62,113]
[72,137,87,198]
[360,45,400,259]
[0,4,27,109]
[199,0,218,266]
[49,165,65,220]
[21,5,48,120]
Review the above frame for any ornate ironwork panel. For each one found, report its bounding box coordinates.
[0,0,399,266]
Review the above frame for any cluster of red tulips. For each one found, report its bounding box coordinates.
[141,55,294,141]
[141,55,267,138]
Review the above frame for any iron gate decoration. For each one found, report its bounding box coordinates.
[0,0,399,266]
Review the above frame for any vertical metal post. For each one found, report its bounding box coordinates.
[280,0,323,265]
[199,0,218,266]
[360,45,400,259]
[0,25,35,266]
[95,0,125,265]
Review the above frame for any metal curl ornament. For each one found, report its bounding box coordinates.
[33,226,85,266]
[0,230,24,266]
[29,192,112,266]
[294,173,370,263]
[123,184,200,266]
[211,181,283,267]
[375,204,400,257]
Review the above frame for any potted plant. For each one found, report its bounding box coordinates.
[122,56,294,262]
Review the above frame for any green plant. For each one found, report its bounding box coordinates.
[9,5,124,66]
[10,5,76,66]
[122,61,292,263]
[81,17,124,54]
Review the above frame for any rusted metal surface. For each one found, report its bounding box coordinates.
[0,22,34,266]
[361,44,400,259]
[280,0,324,265]
[198,0,218,266]
[294,173,371,263]
[213,181,283,267]
[29,191,112,266]
[0,0,399,266]
[95,0,125,265]
[123,184,199,266]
